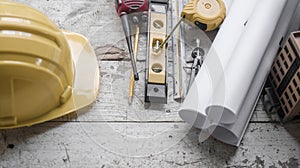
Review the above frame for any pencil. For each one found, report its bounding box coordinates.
[128,26,139,105]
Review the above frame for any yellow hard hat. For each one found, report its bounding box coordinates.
[0,1,100,129]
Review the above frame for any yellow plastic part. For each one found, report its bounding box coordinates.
[181,0,226,31]
[148,13,167,84]
[0,1,100,129]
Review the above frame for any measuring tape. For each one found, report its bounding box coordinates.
[181,0,226,31]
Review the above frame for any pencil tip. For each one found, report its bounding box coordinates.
[128,97,133,105]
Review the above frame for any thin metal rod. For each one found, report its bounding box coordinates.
[128,26,140,105]
[159,17,184,49]
[121,14,139,80]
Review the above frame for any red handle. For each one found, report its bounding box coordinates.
[115,0,149,16]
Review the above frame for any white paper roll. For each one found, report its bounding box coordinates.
[206,0,286,124]
[222,0,233,14]
[179,0,259,128]
[180,0,300,146]
[207,0,299,146]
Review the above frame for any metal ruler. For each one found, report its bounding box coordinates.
[171,0,188,100]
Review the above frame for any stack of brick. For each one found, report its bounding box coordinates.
[269,31,300,121]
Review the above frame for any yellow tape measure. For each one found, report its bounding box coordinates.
[181,0,226,31]
[159,0,226,48]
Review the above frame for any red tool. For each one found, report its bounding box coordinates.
[115,0,149,16]
[115,0,149,81]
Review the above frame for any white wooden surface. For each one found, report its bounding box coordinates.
[0,0,300,167]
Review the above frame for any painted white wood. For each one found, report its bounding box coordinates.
[0,0,299,167]
[0,122,299,167]
[53,61,279,123]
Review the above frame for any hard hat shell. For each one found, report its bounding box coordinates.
[0,1,100,129]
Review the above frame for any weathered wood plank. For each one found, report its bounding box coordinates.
[56,60,183,122]
[5,1,300,168]
[14,0,281,122]
[0,122,299,168]
[51,60,281,123]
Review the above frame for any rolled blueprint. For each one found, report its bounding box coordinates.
[206,0,286,124]
[179,0,259,128]
[222,0,233,14]
[207,0,299,146]
[179,0,300,146]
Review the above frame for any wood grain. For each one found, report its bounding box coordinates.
[0,122,299,168]
[1,0,299,167]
